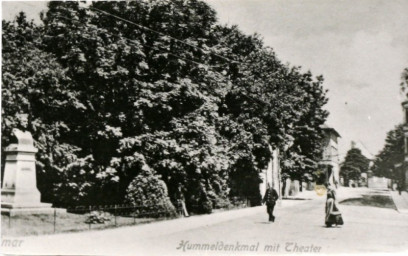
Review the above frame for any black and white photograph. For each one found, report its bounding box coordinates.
[1,0,408,255]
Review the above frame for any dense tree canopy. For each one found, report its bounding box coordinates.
[374,67,408,181]
[340,148,370,185]
[2,1,329,213]
[372,125,404,180]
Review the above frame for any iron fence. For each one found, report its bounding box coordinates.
[1,196,259,236]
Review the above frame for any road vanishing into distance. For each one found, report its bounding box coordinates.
[3,188,408,255]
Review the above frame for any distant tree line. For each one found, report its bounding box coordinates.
[370,68,408,183]
[2,1,329,214]
[340,148,370,186]
[372,125,404,181]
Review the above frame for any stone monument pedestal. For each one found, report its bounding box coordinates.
[1,128,56,215]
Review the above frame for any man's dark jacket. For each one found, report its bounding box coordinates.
[263,188,279,206]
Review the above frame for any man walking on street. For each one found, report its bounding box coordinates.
[398,181,403,195]
[262,182,279,222]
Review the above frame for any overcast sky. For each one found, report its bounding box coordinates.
[3,0,408,159]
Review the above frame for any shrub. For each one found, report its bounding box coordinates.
[125,167,177,218]
[212,196,231,209]
[189,191,213,214]
[85,211,111,224]
[200,198,213,214]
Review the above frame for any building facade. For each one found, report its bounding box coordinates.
[320,125,341,187]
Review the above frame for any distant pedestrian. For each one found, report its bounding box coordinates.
[262,183,279,222]
[176,184,189,217]
[325,188,343,227]
[398,181,402,195]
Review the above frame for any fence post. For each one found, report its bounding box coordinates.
[114,205,117,226]
[133,206,136,224]
[53,208,57,233]
[88,206,92,230]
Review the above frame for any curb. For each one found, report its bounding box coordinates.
[390,191,408,214]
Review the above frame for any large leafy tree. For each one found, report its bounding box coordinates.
[2,1,329,212]
[212,26,328,183]
[372,125,404,180]
[39,0,237,209]
[340,148,370,185]
[1,13,87,204]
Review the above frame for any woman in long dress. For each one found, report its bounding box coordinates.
[325,189,344,227]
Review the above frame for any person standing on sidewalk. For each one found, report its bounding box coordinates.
[325,187,344,227]
[262,183,279,222]
[176,184,189,217]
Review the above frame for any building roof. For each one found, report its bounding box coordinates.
[321,124,341,138]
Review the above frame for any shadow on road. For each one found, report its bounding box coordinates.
[322,225,343,228]
[282,198,312,201]
[340,194,396,210]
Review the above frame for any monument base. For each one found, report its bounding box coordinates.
[1,202,66,216]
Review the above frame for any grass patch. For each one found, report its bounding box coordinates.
[1,212,165,237]
[1,203,259,237]
[340,194,396,209]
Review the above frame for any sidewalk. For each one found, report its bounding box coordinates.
[2,199,311,255]
[287,189,319,200]
[287,186,364,201]
[390,190,408,214]
[8,199,306,240]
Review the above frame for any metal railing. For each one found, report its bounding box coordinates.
[1,196,260,236]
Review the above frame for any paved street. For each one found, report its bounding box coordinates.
[2,188,408,255]
[391,191,408,214]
